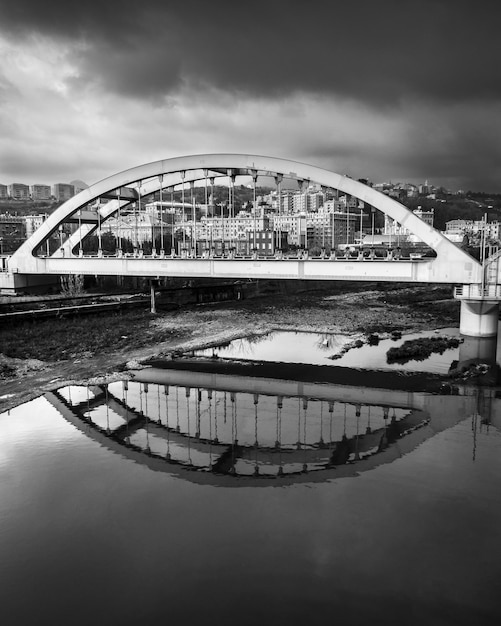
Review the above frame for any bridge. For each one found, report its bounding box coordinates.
[2,154,501,336]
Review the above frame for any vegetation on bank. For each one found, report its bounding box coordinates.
[377,285,454,304]
[0,361,16,379]
[386,336,462,364]
[402,196,501,230]
[0,309,187,361]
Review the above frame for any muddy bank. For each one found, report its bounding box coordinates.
[144,356,448,393]
[0,285,460,413]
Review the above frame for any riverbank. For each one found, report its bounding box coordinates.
[0,284,459,413]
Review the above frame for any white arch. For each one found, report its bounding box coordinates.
[8,153,481,283]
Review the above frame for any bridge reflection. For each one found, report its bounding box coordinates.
[45,365,501,486]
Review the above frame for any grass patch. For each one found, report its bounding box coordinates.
[0,362,16,379]
[377,285,454,304]
[387,336,461,364]
[0,309,185,361]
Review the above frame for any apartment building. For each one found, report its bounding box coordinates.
[271,214,307,247]
[24,214,47,238]
[30,184,52,201]
[192,213,269,243]
[8,183,30,200]
[52,183,75,202]
[306,212,359,250]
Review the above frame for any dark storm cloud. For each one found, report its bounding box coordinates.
[1,0,501,105]
[405,113,501,192]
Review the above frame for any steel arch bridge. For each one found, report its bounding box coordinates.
[5,154,485,286]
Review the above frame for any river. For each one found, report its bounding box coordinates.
[1,329,501,625]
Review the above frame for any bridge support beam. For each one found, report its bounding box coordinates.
[150,280,157,314]
[459,299,499,338]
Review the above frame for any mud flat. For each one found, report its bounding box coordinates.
[0,284,460,413]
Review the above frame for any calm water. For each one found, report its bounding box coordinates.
[2,338,501,625]
[195,328,464,374]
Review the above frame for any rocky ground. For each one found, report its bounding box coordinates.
[0,284,459,413]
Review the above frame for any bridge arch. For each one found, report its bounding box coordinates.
[8,153,480,284]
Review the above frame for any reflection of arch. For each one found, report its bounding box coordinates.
[8,154,480,284]
[44,366,488,487]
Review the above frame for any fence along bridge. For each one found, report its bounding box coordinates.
[3,154,501,337]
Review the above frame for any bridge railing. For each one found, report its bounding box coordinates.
[40,249,430,263]
[455,284,501,299]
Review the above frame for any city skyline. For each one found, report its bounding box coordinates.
[1,1,500,191]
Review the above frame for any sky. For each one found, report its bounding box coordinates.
[1,0,500,192]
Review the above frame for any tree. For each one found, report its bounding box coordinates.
[60,274,84,297]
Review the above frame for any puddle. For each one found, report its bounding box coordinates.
[195,328,462,374]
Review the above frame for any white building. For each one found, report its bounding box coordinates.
[105,213,159,246]
[384,207,434,243]
[192,213,269,243]
[487,222,501,241]
[277,189,326,214]
[445,219,473,233]
[279,191,296,214]
[443,230,465,244]
[320,199,345,213]
[24,214,47,238]
[271,214,307,246]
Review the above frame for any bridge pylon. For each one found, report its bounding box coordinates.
[454,252,501,338]
[455,285,501,337]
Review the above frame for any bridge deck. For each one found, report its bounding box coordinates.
[26,255,450,283]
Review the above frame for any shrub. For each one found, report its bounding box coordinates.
[387,336,461,364]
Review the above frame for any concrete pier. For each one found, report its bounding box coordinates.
[459,300,499,338]
[459,334,498,364]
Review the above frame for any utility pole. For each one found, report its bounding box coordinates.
[150,280,157,314]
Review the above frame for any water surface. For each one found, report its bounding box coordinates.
[1,366,501,625]
[196,328,462,374]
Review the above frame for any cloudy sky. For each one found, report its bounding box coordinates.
[1,0,500,191]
